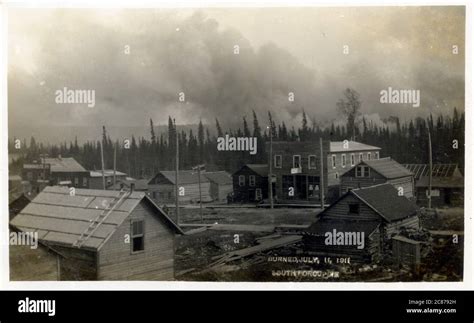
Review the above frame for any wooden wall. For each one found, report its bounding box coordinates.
[232,167,268,202]
[98,199,175,280]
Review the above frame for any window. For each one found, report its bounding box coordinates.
[74,177,79,186]
[375,151,379,159]
[367,152,371,160]
[331,155,337,168]
[355,165,370,178]
[131,220,145,252]
[82,177,88,187]
[255,188,262,200]
[107,177,112,185]
[274,155,282,168]
[349,203,360,215]
[239,175,245,186]
[335,172,339,179]
[359,153,363,162]
[308,155,317,169]
[351,154,355,166]
[249,175,256,187]
[341,154,346,168]
[293,155,301,168]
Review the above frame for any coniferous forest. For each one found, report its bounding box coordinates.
[9,108,464,179]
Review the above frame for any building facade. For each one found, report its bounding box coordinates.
[232,164,268,203]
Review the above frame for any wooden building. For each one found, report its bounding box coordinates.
[203,171,233,202]
[304,183,420,263]
[340,157,414,199]
[267,141,329,202]
[88,170,128,189]
[403,164,464,207]
[232,164,268,203]
[9,192,32,221]
[22,156,89,193]
[109,178,149,192]
[328,141,381,187]
[9,186,183,280]
[148,170,212,204]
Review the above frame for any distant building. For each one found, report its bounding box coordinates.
[403,164,464,207]
[148,170,212,204]
[109,178,149,192]
[203,171,233,202]
[267,141,330,202]
[340,157,414,198]
[22,156,89,193]
[88,170,128,189]
[10,186,183,280]
[304,183,420,263]
[327,141,381,199]
[8,192,32,221]
[232,164,268,203]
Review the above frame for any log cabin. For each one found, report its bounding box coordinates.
[304,183,420,263]
[9,186,183,280]
[340,157,415,199]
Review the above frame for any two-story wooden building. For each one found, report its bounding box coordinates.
[304,183,420,263]
[266,141,330,203]
[340,157,415,199]
[232,164,269,203]
[9,186,183,280]
[22,156,89,193]
[327,141,381,200]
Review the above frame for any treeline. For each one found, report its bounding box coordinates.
[9,108,464,178]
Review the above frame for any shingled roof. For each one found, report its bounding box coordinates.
[330,141,380,153]
[350,183,419,222]
[245,164,268,177]
[40,157,87,173]
[10,186,183,251]
[362,157,413,179]
[203,171,232,185]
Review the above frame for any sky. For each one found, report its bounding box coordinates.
[8,6,465,142]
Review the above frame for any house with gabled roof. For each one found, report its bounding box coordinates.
[304,183,420,263]
[9,186,183,281]
[232,164,269,203]
[148,170,212,204]
[203,171,233,202]
[340,157,414,198]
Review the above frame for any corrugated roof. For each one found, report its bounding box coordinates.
[330,141,380,152]
[156,170,211,185]
[10,186,183,251]
[351,183,418,222]
[246,164,268,177]
[362,158,412,179]
[202,171,232,185]
[403,164,462,180]
[41,157,87,173]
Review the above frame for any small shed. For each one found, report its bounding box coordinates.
[392,235,421,272]
[10,186,183,281]
[203,171,233,202]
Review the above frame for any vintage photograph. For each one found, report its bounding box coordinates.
[7,6,465,282]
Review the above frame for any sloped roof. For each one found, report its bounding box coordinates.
[150,170,210,185]
[330,141,380,153]
[203,171,232,185]
[90,170,127,178]
[41,157,87,173]
[362,158,412,179]
[10,186,183,251]
[351,183,419,222]
[245,164,268,177]
[109,178,149,190]
[403,164,462,180]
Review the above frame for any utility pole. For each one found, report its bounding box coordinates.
[192,164,205,222]
[319,137,325,209]
[267,125,274,209]
[428,131,432,209]
[113,144,117,191]
[175,120,180,224]
[100,140,106,190]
